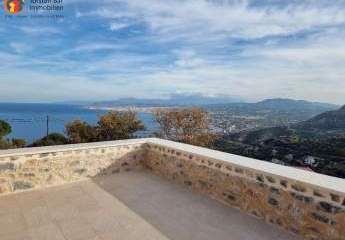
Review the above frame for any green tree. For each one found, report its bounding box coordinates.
[65,120,98,144]
[65,111,145,143]
[0,119,11,139]
[97,111,145,141]
[30,133,69,147]
[0,120,14,149]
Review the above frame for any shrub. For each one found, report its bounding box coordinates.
[0,119,11,139]
[11,138,27,148]
[0,139,12,149]
[65,120,98,144]
[65,111,145,143]
[30,133,69,147]
[97,111,145,141]
[153,108,218,147]
[0,120,26,149]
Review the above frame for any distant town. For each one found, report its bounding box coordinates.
[81,97,345,179]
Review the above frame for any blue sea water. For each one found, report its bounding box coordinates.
[0,103,157,143]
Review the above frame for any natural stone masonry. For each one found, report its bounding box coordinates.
[0,138,344,240]
[0,139,146,194]
[143,140,345,240]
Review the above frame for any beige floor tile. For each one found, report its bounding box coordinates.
[16,190,45,209]
[97,227,130,240]
[0,195,21,215]
[69,194,101,213]
[0,230,32,240]
[48,204,81,221]
[85,237,103,240]
[22,205,54,228]
[57,217,97,240]
[0,170,305,240]
[29,223,66,240]
[82,209,121,234]
[0,211,27,236]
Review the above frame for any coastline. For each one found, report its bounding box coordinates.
[84,106,183,114]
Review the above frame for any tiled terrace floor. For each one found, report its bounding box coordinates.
[0,170,304,240]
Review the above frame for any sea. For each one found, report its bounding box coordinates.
[0,103,157,143]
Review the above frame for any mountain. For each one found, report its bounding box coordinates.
[297,105,345,130]
[254,98,337,111]
[90,94,242,107]
[229,126,295,145]
[206,98,339,127]
[208,98,338,113]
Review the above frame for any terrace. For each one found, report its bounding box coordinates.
[0,138,344,240]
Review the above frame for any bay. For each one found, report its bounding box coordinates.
[0,103,157,143]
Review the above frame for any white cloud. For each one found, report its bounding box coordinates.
[2,0,345,104]
[109,22,131,31]
[172,49,206,68]
[9,42,32,54]
[92,0,345,42]
[20,26,61,35]
[72,43,125,52]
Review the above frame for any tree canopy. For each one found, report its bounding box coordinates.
[65,119,98,144]
[29,133,69,147]
[65,111,144,144]
[97,111,144,141]
[153,108,218,147]
[0,119,12,139]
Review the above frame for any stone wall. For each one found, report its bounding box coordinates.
[144,141,345,240]
[0,140,146,194]
[1,138,344,240]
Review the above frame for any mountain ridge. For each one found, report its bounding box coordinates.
[89,96,338,109]
[255,98,337,110]
[90,94,242,107]
[297,105,345,131]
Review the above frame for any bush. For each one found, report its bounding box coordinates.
[153,108,218,147]
[30,133,69,147]
[0,139,12,149]
[0,120,27,149]
[11,138,27,148]
[97,111,144,141]
[65,120,98,144]
[0,138,27,149]
[65,111,145,143]
[0,120,11,139]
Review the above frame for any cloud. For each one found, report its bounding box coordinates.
[72,43,125,52]
[1,0,345,104]
[109,22,131,31]
[9,42,32,54]
[19,26,61,35]
[172,49,206,68]
[90,0,345,42]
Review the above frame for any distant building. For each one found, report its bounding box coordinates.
[304,156,317,167]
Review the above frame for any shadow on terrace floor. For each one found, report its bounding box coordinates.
[92,170,304,240]
[0,170,305,240]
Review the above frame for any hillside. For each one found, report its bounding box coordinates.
[297,105,345,130]
[207,98,339,130]
[228,126,295,145]
[254,98,337,111]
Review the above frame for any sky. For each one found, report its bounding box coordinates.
[0,0,345,104]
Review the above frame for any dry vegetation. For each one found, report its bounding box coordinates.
[153,108,218,147]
